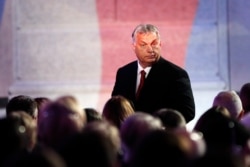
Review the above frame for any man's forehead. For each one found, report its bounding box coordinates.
[136,33,159,42]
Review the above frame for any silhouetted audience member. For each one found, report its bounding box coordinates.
[55,95,87,126]
[4,146,66,167]
[34,97,51,114]
[102,95,135,129]
[0,115,34,166]
[239,83,250,131]
[212,90,244,120]
[130,129,190,167]
[7,111,37,152]
[240,83,250,115]
[38,95,86,150]
[153,108,186,130]
[193,106,250,159]
[241,113,250,131]
[83,120,121,158]
[6,95,38,120]
[120,112,163,167]
[153,108,206,161]
[84,107,102,123]
[58,120,121,167]
[191,151,245,167]
[174,128,206,161]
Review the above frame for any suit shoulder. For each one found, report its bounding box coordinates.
[118,61,137,71]
[158,57,188,74]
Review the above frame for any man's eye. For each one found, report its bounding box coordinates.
[152,42,158,46]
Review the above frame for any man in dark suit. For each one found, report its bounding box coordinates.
[111,23,195,123]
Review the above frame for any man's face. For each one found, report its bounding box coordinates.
[132,32,161,68]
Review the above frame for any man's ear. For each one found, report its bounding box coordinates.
[131,43,136,51]
[159,40,162,46]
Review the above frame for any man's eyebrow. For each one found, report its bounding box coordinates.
[140,39,158,44]
[152,39,159,43]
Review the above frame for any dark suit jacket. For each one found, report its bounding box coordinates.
[111,57,195,123]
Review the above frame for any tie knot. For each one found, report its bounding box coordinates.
[141,70,146,76]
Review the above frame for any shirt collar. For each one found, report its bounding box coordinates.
[137,61,151,76]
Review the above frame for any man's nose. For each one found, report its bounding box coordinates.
[146,45,154,52]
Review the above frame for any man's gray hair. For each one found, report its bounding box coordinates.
[131,24,160,43]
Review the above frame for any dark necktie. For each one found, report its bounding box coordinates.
[136,70,146,100]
